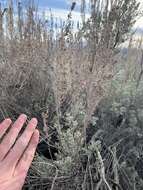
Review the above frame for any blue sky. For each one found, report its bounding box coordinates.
[35,0,82,16]
[0,0,80,11]
[35,0,72,10]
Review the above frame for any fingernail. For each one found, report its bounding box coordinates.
[20,114,27,120]
[31,118,38,125]
[5,118,12,124]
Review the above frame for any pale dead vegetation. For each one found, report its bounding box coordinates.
[0,0,143,189]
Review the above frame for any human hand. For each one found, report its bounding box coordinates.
[0,114,39,190]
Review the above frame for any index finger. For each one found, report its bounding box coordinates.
[0,118,12,139]
[0,114,27,161]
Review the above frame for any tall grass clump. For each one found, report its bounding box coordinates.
[0,0,143,189]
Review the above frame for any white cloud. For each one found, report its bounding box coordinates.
[134,17,143,29]
[45,8,82,22]
[39,7,90,23]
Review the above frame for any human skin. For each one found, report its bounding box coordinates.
[0,114,39,190]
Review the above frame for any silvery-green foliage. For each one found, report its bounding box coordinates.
[55,112,84,172]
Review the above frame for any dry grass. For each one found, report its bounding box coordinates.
[0,0,143,189]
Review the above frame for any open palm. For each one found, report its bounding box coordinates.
[0,114,39,190]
